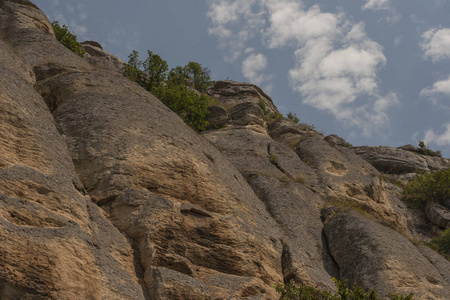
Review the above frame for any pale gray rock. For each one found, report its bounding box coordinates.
[323,209,450,299]
[230,101,266,127]
[353,146,450,174]
[208,80,279,113]
[425,202,450,229]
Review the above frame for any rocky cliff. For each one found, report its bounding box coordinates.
[0,1,450,299]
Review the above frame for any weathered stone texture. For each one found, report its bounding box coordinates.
[1,1,450,299]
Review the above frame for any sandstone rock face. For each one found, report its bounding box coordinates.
[353,146,450,174]
[0,2,144,298]
[1,1,284,299]
[1,1,450,299]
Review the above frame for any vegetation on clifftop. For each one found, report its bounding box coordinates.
[123,50,214,131]
[52,21,86,57]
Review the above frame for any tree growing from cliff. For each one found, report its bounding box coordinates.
[401,168,450,208]
[123,50,212,131]
[51,21,86,57]
[167,62,213,92]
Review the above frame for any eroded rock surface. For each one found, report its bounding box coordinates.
[353,146,449,174]
[1,1,450,299]
[323,209,450,299]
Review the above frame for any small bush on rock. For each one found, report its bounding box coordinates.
[276,279,413,300]
[427,228,450,260]
[52,21,86,57]
[417,141,442,157]
[402,168,450,208]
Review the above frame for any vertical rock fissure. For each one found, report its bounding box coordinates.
[122,231,152,300]
[267,142,294,179]
[320,228,340,280]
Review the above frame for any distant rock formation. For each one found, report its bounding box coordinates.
[0,0,450,299]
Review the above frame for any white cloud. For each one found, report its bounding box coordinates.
[424,124,450,147]
[207,0,395,137]
[207,0,263,62]
[421,76,450,97]
[241,53,269,85]
[362,0,391,11]
[264,3,340,48]
[420,76,450,108]
[421,28,450,62]
[362,0,400,24]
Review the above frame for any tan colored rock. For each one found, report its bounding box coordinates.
[2,1,450,299]
[0,20,144,300]
[2,2,286,298]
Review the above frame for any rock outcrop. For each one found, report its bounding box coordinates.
[1,1,450,299]
[353,146,449,174]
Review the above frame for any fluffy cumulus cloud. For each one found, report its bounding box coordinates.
[241,53,268,85]
[424,124,450,147]
[421,76,450,98]
[207,0,397,137]
[421,28,450,62]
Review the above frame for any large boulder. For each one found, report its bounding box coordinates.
[425,202,450,229]
[323,209,450,299]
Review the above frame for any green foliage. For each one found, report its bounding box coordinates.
[123,50,214,131]
[123,50,168,91]
[276,279,413,300]
[166,62,213,92]
[427,228,450,260]
[52,21,86,57]
[345,142,353,148]
[402,168,450,208]
[286,112,300,124]
[258,101,299,124]
[151,85,210,131]
[417,141,442,157]
[184,62,213,92]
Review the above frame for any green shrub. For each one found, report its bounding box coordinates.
[151,85,210,131]
[286,112,300,124]
[123,50,214,131]
[417,141,442,157]
[427,228,450,260]
[52,21,86,57]
[258,101,302,124]
[276,279,413,300]
[402,168,450,208]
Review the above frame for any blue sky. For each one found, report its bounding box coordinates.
[33,0,450,158]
